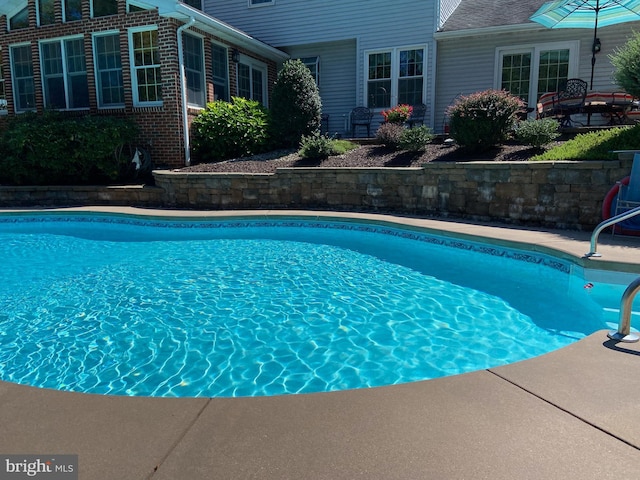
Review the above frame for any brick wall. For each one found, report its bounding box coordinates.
[0,1,279,168]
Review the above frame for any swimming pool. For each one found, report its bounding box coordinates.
[0,212,631,397]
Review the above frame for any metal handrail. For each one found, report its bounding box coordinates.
[585,205,640,257]
[608,277,640,343]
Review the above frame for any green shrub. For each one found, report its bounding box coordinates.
[270,59,322,147]
[532,124,640,161]
[514,118,560,149]
[299,133,334,160]
[610,31,640,99]
[0,112,138,185]
[191,97,270,162]
[376,122,405,149]
[399,126,435,152]
[447,89,525,152]
[298,135,358,160]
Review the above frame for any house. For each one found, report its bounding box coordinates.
[208,0,461,137]
[434,0,640,131]
[0,0,288,168]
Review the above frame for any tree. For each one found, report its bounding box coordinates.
[611,31,640,99]
[270,59,322,147]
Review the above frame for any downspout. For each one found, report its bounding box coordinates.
[177,16,196,166]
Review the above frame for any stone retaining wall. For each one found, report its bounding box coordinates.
[0,160,632,230]
[152,160,632,230]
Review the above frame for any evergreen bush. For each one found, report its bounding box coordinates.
[191,97,271,162]
[447,89,525,152]
[270,59,322,147]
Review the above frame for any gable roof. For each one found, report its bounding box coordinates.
[438,0,548,33]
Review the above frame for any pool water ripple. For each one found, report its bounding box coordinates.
[0,216,615,397]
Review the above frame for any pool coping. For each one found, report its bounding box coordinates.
[1,207,640,479]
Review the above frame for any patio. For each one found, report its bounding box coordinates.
[1,208,640,479]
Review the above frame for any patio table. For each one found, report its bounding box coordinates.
[537,91,636,126]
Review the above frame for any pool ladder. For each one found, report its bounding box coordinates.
[585,206,640,343]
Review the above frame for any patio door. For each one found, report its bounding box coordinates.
[497,41,578,112]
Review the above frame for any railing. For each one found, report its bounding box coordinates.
[608,277,640,343]
[585,205,640,257]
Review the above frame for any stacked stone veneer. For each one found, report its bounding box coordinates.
[0,160,631,230]
[152,160,632,230]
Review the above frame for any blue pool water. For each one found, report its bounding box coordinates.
[0,214,629,397]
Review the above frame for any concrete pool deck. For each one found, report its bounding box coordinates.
[1,207,640,479]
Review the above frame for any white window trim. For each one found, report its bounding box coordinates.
[92,30,125,109]
[494,40,580,106]
[128,25,162,107]
[36,0,54,27]
[364,44,428,111]
[10,42,36,113]
[236,53,268,107]
[248,0,275,8]
[39,35,89,111]
[183,32,206,109]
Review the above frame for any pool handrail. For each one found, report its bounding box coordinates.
[585,205,640,257]
[608,277,640,343]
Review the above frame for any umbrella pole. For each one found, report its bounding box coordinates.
[590,5,600,90]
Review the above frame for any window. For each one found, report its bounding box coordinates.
[92,0,118,17]
[299,56,319,85]
[366,46,425,109]
[497,42,578,107]
[38,0,56,25]
[183,0,202,9]
[211,43,229,101]
[94,33,124,107]
[183,33,205,107]
[130,28,162,105]
[237,55,267,106]
[10,45,36,112]
[40,38,89,110]
[64,0,83,21]
[249,0,274,6]
[9,7,30,30]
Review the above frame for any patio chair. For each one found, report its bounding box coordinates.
[551,78,587,128]
[406,103,427,127]
[614,153,640,234]
[350,107,373,137]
